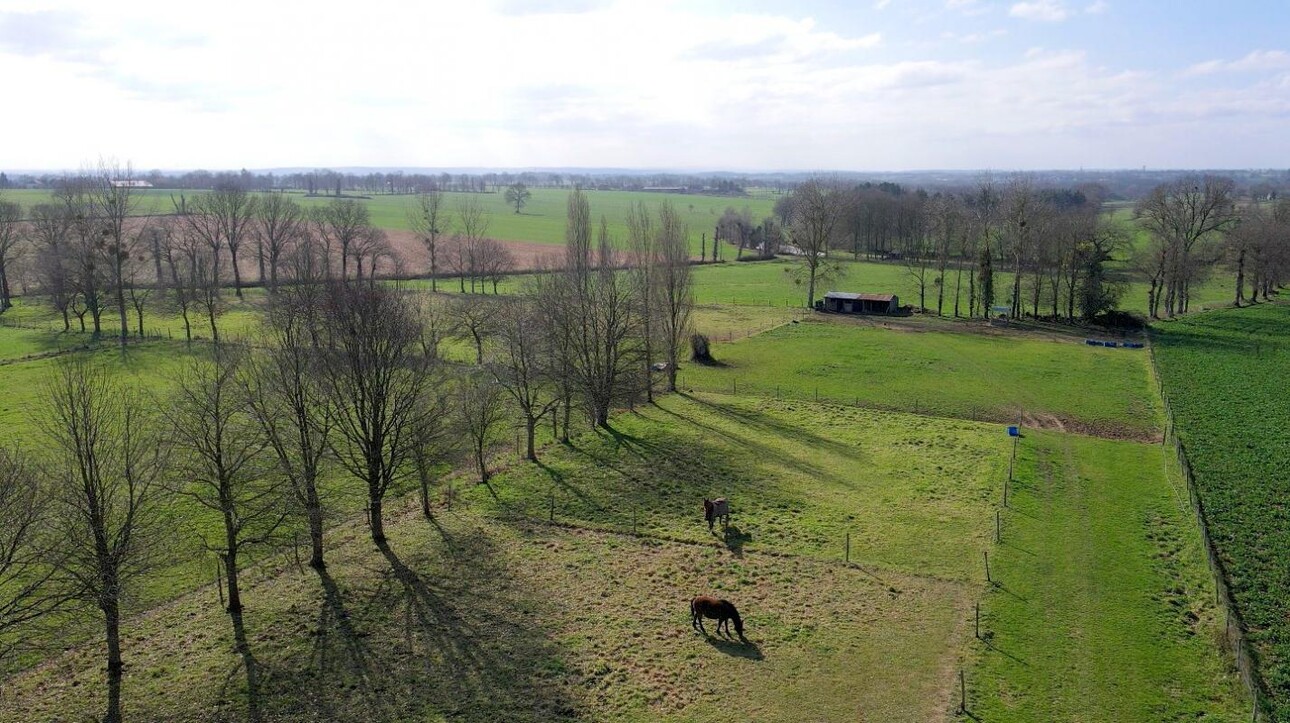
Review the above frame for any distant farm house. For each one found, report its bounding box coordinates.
[821,291,899,315]
[110,180,153,188]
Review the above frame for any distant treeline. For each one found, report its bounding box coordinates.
[4,167,1290,201]
[0,169,757,197]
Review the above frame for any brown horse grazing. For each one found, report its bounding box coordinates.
[691,595,745,640]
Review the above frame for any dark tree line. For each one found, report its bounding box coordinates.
[775,177,1128,322]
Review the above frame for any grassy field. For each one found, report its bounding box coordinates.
[677,316,1162,439]
[970,431,1245,719]
[464,393,1010,581]
[1152,302,1290,718]
[688,257,1236,317]
[1,187,776,252]
[0,278,1254,720]
[0,503,974,722]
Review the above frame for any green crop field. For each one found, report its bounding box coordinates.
[1152,303,1290,718]
[677,315,1162,439]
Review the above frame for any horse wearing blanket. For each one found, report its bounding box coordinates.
[703,497,730,532]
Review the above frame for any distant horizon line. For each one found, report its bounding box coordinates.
[3,165,1288,177]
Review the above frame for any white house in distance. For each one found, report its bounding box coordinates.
[109,180,154,188]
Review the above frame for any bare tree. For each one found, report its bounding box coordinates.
[478,238,514,294]
[549,193,641,427]
[408,190,451,291]
[655,200,693,393]
[718,206,754,259]
[167,351,284,614]
[319,283,431,544]
[160,220,209,343]
[448,295,499,364]
[317,198,372,281]
[788,180,843,308]
[0,446,63,662]
[455,370,507,484]
[208,183,257,298]
[627,201,658,402]
[28,202,75,330]
[42,360,169,723]
[165,351,281,723]
[0,196,23,312]
[455,196,490,293]
[491,296,559,461]
[1136,176,1236,317]
[87,163,139,348]
[254,193,305,292]
[244,301,332,568]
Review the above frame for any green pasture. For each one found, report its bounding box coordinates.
[0,504,973,722]
[2,187,776,252]
[690,256,1235,317]
[970,430,1245,719]
[465,393,1010,582]
[677,316,1162,439]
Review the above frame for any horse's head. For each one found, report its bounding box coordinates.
[729,603,746,639]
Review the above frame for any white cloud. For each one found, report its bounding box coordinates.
[0,0,1286,171]
[1085,1,1109,14]
[1185,50,1290,76]
[1009,0,1069,22]
[874,0,891,9]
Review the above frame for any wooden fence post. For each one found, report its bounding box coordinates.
[984,551,991,584]
[845,532,850,563]
[958,669,966,714]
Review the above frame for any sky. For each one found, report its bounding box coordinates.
[1,0,1288,172]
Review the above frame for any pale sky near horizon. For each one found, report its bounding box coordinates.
[1,0,1287,172]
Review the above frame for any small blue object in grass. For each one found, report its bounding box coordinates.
[1007,425,1020,437]
[1085,339,1099,346]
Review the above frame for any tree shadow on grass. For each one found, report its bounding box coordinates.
[370,532,580,722]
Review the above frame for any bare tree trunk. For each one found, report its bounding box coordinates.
[369,497,385,543]
[307,490,325,568]
[526,416,537,462]
[104,601,123,723]
[223,548,242,613]
[231,246,245,298]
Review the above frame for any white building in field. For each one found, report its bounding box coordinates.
[109,180,153,188]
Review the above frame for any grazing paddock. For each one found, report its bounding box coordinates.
[0,507,974,723]
[467,393,1010,582]
[969,430,1246,720]
[678,317,1162,439]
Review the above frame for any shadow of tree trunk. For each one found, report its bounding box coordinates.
[228,608,262,723]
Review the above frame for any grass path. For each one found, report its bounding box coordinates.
[967,431,1246,720]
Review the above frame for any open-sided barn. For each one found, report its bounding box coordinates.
[821,291,899,315]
